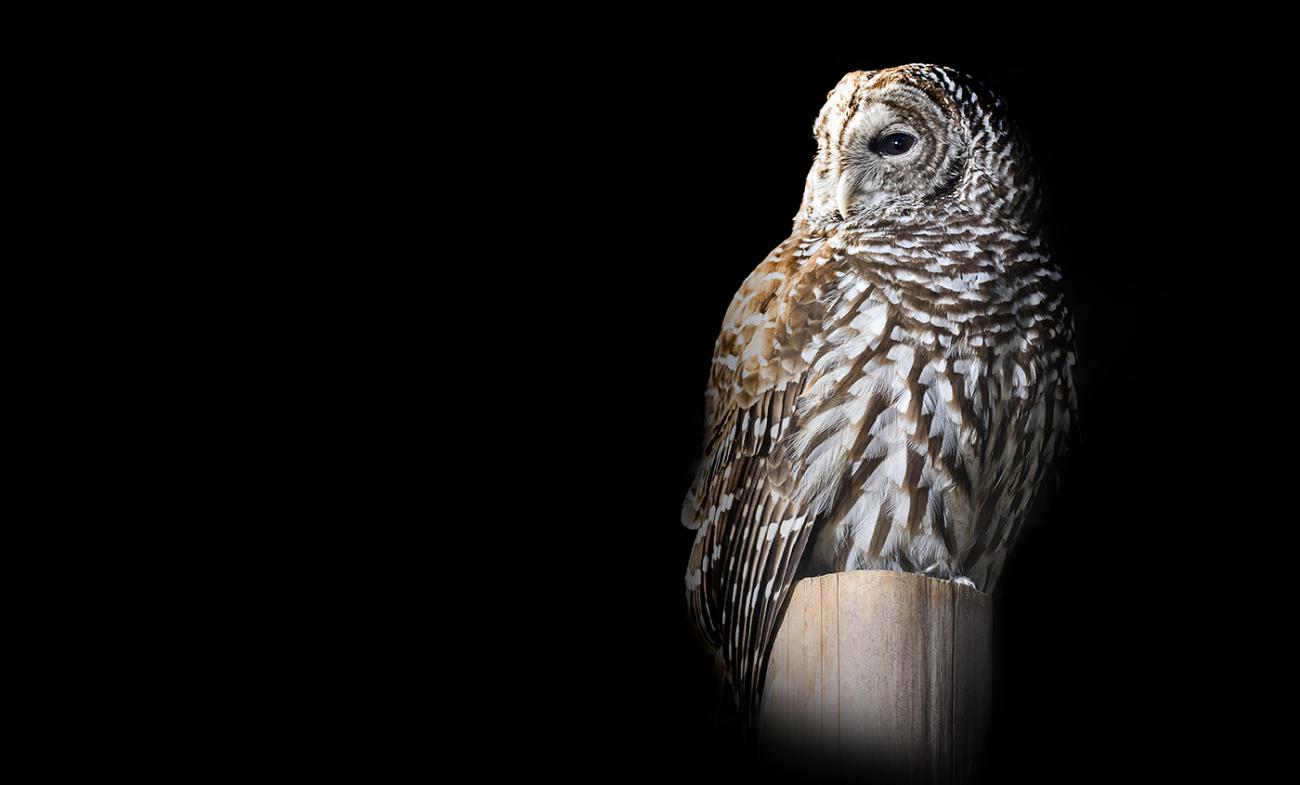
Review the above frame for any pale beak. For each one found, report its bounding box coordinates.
[836,170,863,219]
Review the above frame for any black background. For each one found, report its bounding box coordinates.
[40,24,1285,781]
[490,45,1263,782]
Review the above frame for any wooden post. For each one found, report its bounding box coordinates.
[759,571,992,783]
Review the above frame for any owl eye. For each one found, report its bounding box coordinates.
[874,132,916,156]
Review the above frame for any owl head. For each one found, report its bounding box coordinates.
[797,64,1039,231]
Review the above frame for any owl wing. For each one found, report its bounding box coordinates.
[682,231,837,727]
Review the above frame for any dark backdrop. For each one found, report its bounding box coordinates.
[498,47,1253,783]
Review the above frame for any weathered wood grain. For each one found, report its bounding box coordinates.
[759,571,992,782]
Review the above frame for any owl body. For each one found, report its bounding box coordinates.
[682,65,1076,728]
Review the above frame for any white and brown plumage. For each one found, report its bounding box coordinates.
[682,65,1077,729]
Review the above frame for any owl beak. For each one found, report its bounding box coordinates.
[836,171,862,219]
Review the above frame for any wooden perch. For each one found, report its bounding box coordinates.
[759,570,992,783]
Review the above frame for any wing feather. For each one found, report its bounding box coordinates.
[682,231,833,727]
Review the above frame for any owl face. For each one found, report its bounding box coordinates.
[795,66,1029,230]
[806,69,969,224]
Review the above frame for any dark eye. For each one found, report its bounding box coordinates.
[874,132,916,156]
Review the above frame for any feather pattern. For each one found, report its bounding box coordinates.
[682,64,1076,731]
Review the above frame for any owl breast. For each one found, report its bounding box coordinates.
[787,216,1074,591]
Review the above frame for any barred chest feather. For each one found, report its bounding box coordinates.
[691,211,1076,597]
[759,214,1073,591]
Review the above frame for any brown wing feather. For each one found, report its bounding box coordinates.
[683,230,832,728]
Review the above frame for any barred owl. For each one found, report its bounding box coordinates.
[682,64,1077,729]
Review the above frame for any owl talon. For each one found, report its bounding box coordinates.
[950,576,977,590]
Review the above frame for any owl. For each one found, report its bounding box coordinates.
[682,65,1077,730]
